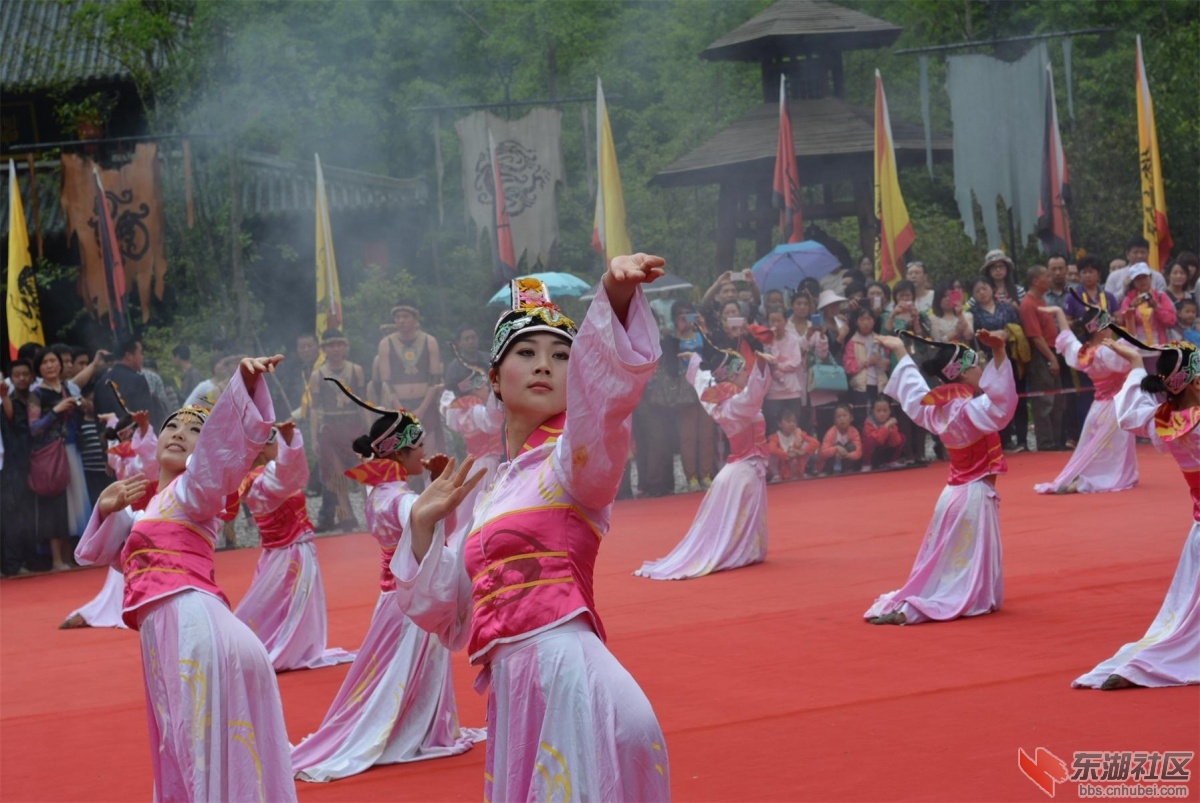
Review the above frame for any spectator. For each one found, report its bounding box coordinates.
[444,324,490,402]
[1105,237,1167,296]
[308,329,367,532]
[185,352,243,408]
[864,282,892,327]
[75,384,112,509]
[884,280,925,337]
[1119,263,1177,346]
[1176,299,1200,347]
[1020,265,1066,451]
[55,343,80,384]
[701,271,760,326]
[0,360,35,575]
[1063,256,1118,320]
[858,255,874,278]
[816,290,850,361]
[981,249,1024,308]
[767,409,817,482]
[844,308,888,426]
[1175,251,1199,294]
[95,336,153,423]
[763,309,806,434]
[862,398,906,469]
[172,344,205,401]
[1065,261,1080,286]
[664,301,715,491]
[72,346,91,378]
[284,334,321,417]
[141,356,175,429]
[376,302,444,454]
[967,277,1027,452]
[1165,260,1193,306]
[926,279,974,343]
[816,404,862,475]
[1044,254,1071,308]
[906,262,935,314]
[760,289,787,322]
[788,292,832,434]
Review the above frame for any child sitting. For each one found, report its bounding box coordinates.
[862,397,907,470]
[1175,298,1200,346]
[816,404,862,474]
[767,409,818,481]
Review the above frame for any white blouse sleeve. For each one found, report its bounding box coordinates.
[390,502,473,652]
[75,505,135,567]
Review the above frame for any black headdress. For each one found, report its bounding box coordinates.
[324,377,423,455]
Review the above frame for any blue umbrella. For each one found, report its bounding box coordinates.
[487,272,594,306]
[750,241,841,294]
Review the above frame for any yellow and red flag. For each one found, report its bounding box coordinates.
[772,75,803,244]
[873,70,914,286]
[1136,35,1172,271]
[591,77,631,263]
[6,161,44,358]
[314,154,342,339]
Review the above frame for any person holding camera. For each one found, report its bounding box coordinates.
[1119,263,1177,347]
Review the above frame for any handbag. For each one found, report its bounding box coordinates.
[810,355,849,392]
[28,437,71,496]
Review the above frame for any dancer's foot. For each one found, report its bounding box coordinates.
[52,562,72,572]
[868,612,907,625]
[59,614,89,630]
[1100,674,1140,690]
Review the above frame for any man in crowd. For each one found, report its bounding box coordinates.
[1044,254,1071,309]
[172,344,205,401]
[1,361,35,576]
[376,303,444,454]
[95,336,154,424]
[1106,237,1167,296]
[308,329,366,532]
[1044,253,1078,446]
[444,324,489,400]
[1020,265,1066,452]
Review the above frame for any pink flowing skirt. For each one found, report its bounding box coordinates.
[233,539,355,671]
[138,590,296,802]
[1035,398,1138,494]
[67,565,129,628]
[1073,523,1200,688]
[481,619,669,801]
[864,479,1004,624]
[291,591,480,782]
[634,456,768,580]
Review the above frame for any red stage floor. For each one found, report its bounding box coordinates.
[2,446,1197,801]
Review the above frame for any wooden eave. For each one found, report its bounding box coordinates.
[702,0,902,62]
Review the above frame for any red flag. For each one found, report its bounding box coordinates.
[92,167,128,333]
[488,129,517,285]
[1036,65,1072,256]
[772,75,803,243]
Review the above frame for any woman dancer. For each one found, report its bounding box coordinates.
[1073,329,1199,689]
[439,352,504,513]
[392,260,671,800]
[290,383,478,781]
[60,387,157,630]
[233,424,355,671]
[865,329,1016,625]
[74,356,296,803]
[1034,298,1137,494]
[635,336,772,580]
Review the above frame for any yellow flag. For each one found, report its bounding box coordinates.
[592,77,631,263]
[314,154,342,339]
[1136,36,1172,271]
[7,161,43,359]
[873,71,914,286]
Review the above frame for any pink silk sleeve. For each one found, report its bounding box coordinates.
[131,427,160,480]
[391,505,472,652]
[174,369,274,522]
[75,505,135,567]
[1114,368,1159,440]
[553,283,661,508]
[244,433,309,516]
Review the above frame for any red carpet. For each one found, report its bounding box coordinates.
[2,446,1197,801]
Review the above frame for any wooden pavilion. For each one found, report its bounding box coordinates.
[651,0,952,269]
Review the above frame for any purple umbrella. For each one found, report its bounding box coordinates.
[750,241,842,294]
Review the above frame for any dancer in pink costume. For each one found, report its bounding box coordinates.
[75,357,297,803]
[635,334,773,580]
[61,387,158,630]
[393,262,671,801]
[233,424,355,671]
[290,380,479,782]
[864,330,1016,625]
[1073,327,1199,690]
[1035,297,1137,494]
[439,354,504,513]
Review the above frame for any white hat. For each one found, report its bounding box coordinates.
[816,290,847,311]
[1127,262,1153,280]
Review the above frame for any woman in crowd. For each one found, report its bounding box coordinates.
[74,355,296,802]
[391,259,671,800]
[926,279,974,344]
[884,281,925,338]
[291,382,478,781]
[1165,260,1193,306]
[967,277,1027,453]
[1034,300,1137,495]
[980,249,1024,309]
[763,308,806,435]
[636,335,773,580]
[864,329,1015,625]
[1073,329,1199,690]
[788,291,831,435]
[1120,263,1178,346]
[665,300,716,491]
[233,424,355,672]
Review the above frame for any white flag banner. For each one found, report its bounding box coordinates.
[455,108,564,269]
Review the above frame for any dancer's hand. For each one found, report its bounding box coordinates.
[872,335,908,360]
[1107,339,1144,367]
[132,410,151,435]
[239,355,285,393]
[976,329,1008,352]
[98,473,151,517]
[421,453,451,481]
[275,420,297,446]
[607,253,666,286]
[410,456,486,560]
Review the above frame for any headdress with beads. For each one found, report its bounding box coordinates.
[448,344,489,397]
[900,331,979,384]
[324,377,423,456]
[1068,287,1113,336]
[160,403,210,433]
[490,277,577,366]
[1108,324,1200,395]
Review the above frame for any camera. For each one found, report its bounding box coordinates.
[1139,292,1153,303]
